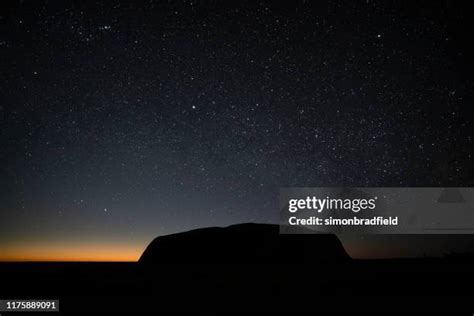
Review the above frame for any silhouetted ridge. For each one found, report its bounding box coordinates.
[139,223,350,263]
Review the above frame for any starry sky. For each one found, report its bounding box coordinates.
[1,0,473,261]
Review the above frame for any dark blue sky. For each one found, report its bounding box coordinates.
[1,0,473,260]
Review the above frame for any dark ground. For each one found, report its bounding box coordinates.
[1,260,474,314]
[3,225,474,314]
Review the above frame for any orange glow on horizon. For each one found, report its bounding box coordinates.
[0,242,145,262]
[0,239,402,261]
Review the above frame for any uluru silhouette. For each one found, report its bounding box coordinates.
[139,223,350,263]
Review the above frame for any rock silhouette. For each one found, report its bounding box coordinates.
[139,223,350,263]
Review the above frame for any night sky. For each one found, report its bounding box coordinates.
[1,0,473,261]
